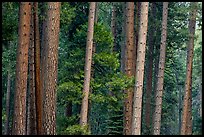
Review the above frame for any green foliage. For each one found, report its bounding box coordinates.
[60,125,90,135]
[2,2,19,45]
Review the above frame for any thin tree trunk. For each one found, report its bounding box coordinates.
[80,2,96,127]
[123,2,134,135]
[27,6,37,134]
[120,2,126,73]
[145,2,156,132]
[152,2,169,135]
[131,2,149,135]
[42,2,61,135]
[180,2,197,135]
[133,2,140,76]
[5,69,11,135]
[88,2,98,132]
[111,2,117,52]
[12,2,32,135]
[33,2,43,135]
[186,79,192,135]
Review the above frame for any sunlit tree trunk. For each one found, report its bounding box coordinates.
[42,2,61,135]
[152,2,169,135]
[12,2,32,135]
[131,2,149,135]
[80,2,96,127]
[123,2,134,135]
[180,2,197,135]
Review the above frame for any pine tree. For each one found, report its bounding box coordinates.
[42,2,61,135]
[33,2,43,135]
[152,2,169,135]
[180,2,198,135]
[123,2,134,135]
[131,2,149,135]
[80,2,96,127]
[12,2,32,135]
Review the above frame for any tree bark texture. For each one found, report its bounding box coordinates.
[42,2,61,135]
[145,2,156,131]
[27,7,37,134]
[180,2,197,135]
[131,2,149,135]
[33,2,43,135]
[152,2,169,135]
[12,2,31,135]
[80,2,96,127]
[123,2,134,135]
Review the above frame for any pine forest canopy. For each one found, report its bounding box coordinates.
[2,2,202,135]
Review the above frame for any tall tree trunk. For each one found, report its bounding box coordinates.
[27,6,37,134]
[33,2,43,135]
[186,80,192,135]
[42,2,61,135]
[180,2,197,135]
[152,2,169,135]
[131,2,149,135]
[5,69,11,135]
[144,2,156,132]
[80,2,96,127]
[88,2,98,131]
[111,2,117,52]
[120,2,126,73]
[12,2,32,135]
[123,2,134,135]
[133,2,140,76]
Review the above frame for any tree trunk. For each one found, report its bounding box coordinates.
[180,2,197,135]
[131,2,149,135]
[5,69,11,135]
[33,2,43,135]
[80,2,96,127]
[152,2,169,135]
[186,80,192,135]
[27,6,37,134]
[145,2,156,132]
[123,2,134,135]
[111,2,117,52]
[12,2,32,135]
[88,2,98,131]
[120,2,126,73]
[42,2,61,135]
[133,2,140,76]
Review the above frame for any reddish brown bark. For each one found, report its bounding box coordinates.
[123,2,134,135]
[12,2,32,135]
[33,2,43,135]
[180,2,197,135]
[42,2,61,135]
